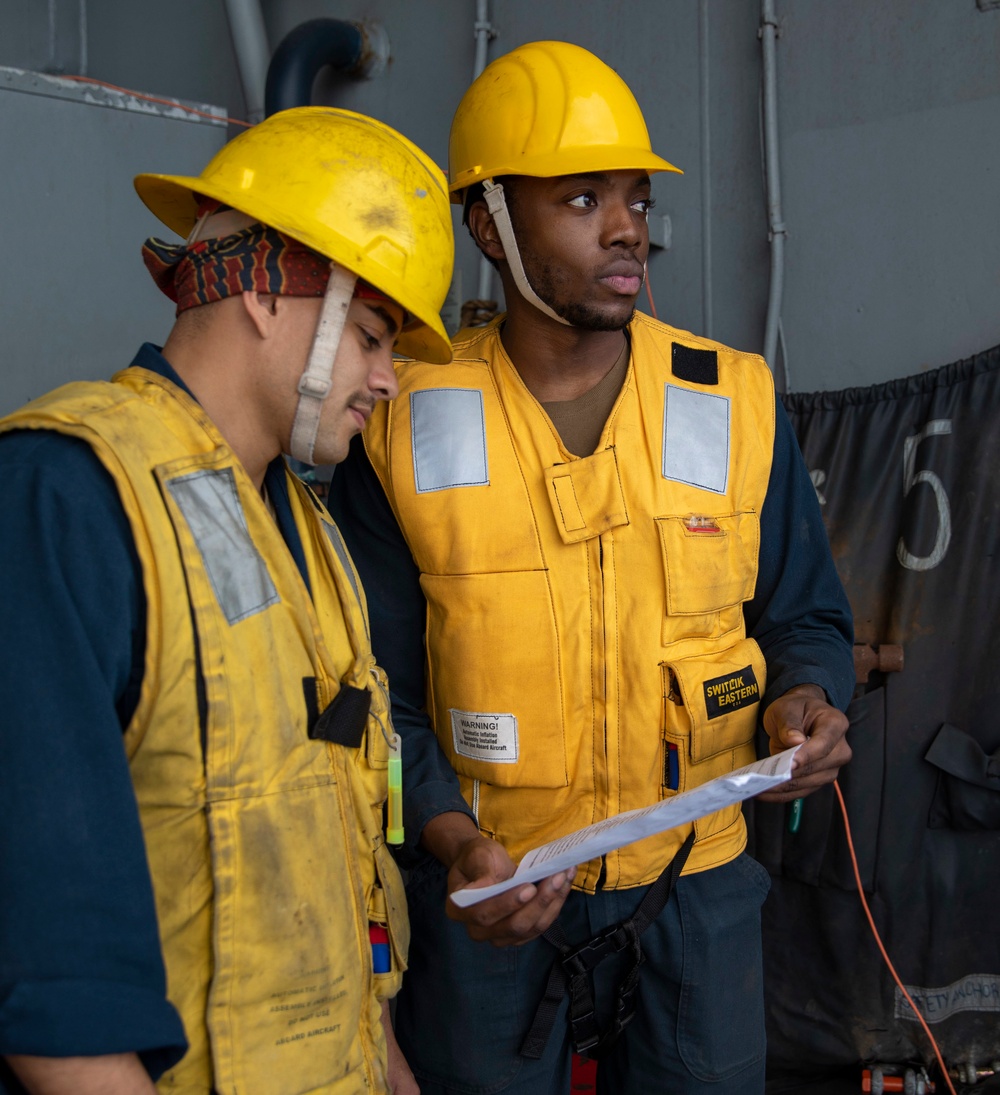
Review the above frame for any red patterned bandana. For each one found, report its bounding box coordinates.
[142,225,359,314]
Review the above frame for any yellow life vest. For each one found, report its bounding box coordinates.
[365,314,776,892]
[2,368,408,1094]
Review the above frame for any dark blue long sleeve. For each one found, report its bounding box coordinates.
[0,429,187,1076]
[745,396,855,712]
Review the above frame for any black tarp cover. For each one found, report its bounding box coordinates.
[748,345,1000,1072]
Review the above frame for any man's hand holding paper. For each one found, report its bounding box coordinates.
[450,746,802,909]
[420,810,576,946]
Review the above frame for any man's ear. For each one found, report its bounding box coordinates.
[241,290,279,339]
[467,202,506,264]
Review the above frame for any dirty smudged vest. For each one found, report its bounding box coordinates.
[3,368,407,1094]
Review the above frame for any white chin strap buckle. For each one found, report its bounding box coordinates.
[482,179,571,327]
[289,263,358,465]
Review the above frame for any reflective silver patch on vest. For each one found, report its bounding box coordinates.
[165,468,279,624]
[450,709,519,763]
[321,519,360,607]
[662,384,731,494]
[411,388,489,493]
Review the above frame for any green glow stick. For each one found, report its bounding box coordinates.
[387,733,404,846]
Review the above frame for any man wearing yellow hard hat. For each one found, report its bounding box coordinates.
[0,108,451,1093]
[331,40,854,1093]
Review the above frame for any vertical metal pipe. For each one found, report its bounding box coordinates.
[699,0,713,338]
[77,0,88,76]
[474,0,497,302]
[223,0,270,124]
[47,0,57,71]
[45,0,88,75]
[761,0,786,373]
[474,0,491,80]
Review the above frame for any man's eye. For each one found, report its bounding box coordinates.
[362,329,382,350]
[633,196,656,215]
[567,193,596,208]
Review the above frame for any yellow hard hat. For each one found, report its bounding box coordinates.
[135,107,454,364]
[448,40,681,200]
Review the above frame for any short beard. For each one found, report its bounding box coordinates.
[510,206,635,331]
[524,251,634,331]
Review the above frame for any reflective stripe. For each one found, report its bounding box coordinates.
[321,519,370,643]
[662,384,730,494]
[411,388,489,493]
[166,467,279,624]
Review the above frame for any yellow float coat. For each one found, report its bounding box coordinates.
[3,368,407,1094]
[365,314,776,891]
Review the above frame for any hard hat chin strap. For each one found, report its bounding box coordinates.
[289,263,358,465]
[482,180,571,327]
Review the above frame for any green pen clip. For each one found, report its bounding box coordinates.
[787,797,803,834]
[387,732,404,846]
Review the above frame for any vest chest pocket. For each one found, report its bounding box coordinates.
[662,639,765,844]
[421,570,569,789]
[663,638,767,768]
[656,511,760,641]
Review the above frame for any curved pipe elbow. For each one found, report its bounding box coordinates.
[266,18,384,116]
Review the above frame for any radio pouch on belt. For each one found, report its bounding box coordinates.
[519,831,696,1062]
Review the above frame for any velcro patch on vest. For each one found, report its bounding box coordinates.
[672,342,719,385]
[703,665,760,719]
[309,683,370,748]
[450,709,519,763]
[411,388,489,493]
[662,384,731,494]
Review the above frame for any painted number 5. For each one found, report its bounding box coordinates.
[896,419,952,572]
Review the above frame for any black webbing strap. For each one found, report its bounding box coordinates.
[519,831,696,1061]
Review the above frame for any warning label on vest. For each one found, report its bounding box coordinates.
[450,709,519,763]
[703,665,759,719]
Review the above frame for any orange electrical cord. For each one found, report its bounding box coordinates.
[59,74,253,127]
[834,780,958,1095]
[643,263,659,320]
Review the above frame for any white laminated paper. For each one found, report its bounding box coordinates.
[449,746,801,908]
